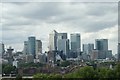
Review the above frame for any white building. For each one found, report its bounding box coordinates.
[49,30,58,51]
[13,60,19,68]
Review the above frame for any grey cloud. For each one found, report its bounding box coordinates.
[1,2,118,53]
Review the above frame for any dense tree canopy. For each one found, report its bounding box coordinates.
[33,62,120,78]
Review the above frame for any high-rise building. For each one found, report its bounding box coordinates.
[118,43,120,61]
[91,49,99,60]
[57,33,69,57]
[49,30,58,51]
[57,39,69,57]
[0,43,5,57]
[36,40,42,59]
[95,39,108,59]
[57,33,67,39]
[70,34,81,52]
[95,39,108,51]
[106,50,112,59]
[7,46,14,64]
[26,54,34,63]
[28,36,36,58]
[83,43,94,55]
[23,41,29,55]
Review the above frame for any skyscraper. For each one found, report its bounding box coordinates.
[83,43,94,55]
[0,43,5,57]
[95,39,108,51]
[23,41,29,55]
[36,40,42,59]
[7,46,14,64]
[57,33,67,39]
[57,39,69,57]
[49,30,58,51]
[95,39,108,59]
[118,43,120,61]
[28,36,36,58]
[57,33,69,57]
[70,33,81,52]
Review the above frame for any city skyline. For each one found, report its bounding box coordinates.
[1,2,118,54]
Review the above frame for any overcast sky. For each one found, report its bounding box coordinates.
[1,2,118,54]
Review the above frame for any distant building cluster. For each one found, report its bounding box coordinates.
[0,30,120,68]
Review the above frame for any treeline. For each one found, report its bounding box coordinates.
[33,62,120,79]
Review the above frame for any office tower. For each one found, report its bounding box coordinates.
[70,33,81,52]
[26,54,34,63]
[0,43,5,57]
[57,39,69,57]
[118,43,120,61]
[28,36,36,58]
[91,49,99,60]
[106,50,112,59]
[83,43,94,55]
[23,41,29,55]
[7,46,14,64]
[57,33,67,39]
[38,53,47,64]
[36,40,42,58]
[95,39,108,59]
[49,30,58,51]
[95,39,108,51]
[57,32,69,57]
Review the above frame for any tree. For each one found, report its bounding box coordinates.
[64,66,98,78]
[60,61,71,67]
[16,74,22,80]
[3,64,16,74]
[114,62,120,78]
[77,66,98,78]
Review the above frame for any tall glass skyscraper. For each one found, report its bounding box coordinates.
[95,39,108,59]
[57,39,69,56]
[70,33,81,52]
[57,33,69,57]
[23,41,29,55]
[57,33,67,39]
[95,39,108,51]
[28,36,36,58]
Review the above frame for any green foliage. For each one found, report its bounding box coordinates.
[33,62,120,78]
[3,64,16,74]
[114,62,120,78]
[60,61,71,67]
[16,74,22,80]
[106,69,115,78]
[33,73,62,79]
[19,62,44,68]
[77,66,97,78]
[33,73,48,78]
